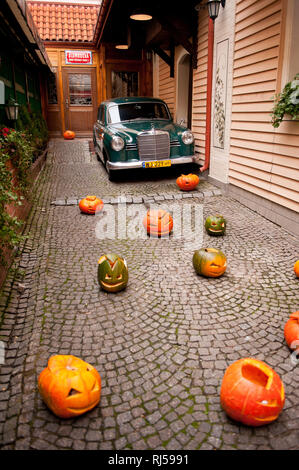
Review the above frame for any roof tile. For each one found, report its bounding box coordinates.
[27,1,100,42]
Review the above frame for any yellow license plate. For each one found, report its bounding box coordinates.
[142,160,171,168]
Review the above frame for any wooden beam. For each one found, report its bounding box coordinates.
[152,46,174,78]
[154,15,193,56]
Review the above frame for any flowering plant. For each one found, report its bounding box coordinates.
[271,73,299,128]
[0,128,34,263]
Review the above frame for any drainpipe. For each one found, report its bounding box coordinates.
[200,18,214,173]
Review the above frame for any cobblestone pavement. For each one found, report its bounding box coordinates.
[0,138,299,450]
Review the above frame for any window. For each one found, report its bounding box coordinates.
[107,102,171,124]
[68,73,92,105]
[47,71,58,105]
[111,71,138,98]
[98,105,105,123]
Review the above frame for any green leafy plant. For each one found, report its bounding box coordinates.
[0,128,34,264]
[0,106,48,265]
[271,73,299,128]
[17,106,48,157]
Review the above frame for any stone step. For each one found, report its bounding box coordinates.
[50,189,222,206]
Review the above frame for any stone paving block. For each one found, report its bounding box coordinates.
[66,198,78,205]
[201,190,214,197]
[0,138,298,451]
[213,189,222,196]
[132,196,143,204]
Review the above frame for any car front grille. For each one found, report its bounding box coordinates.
[137,131,170,161]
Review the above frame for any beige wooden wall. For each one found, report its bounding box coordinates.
[158,57,176,118]
[229,0,299,213]
[191,10,210,166]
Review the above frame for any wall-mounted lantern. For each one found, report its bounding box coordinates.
[195,0,226,21]
[5,97,19,123]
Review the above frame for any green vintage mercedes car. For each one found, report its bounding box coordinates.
[93,97,197,181]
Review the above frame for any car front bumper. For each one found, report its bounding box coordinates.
[107,156,198,171]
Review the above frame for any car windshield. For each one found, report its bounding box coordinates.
[107,102,171,124]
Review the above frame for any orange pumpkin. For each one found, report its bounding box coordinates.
[79,196,104,214]
[220,358,285,427]
[284,311,299,352]
[63,130,75,140]
[176,173,199,191]
[38,355,101,418]
[294,260,299,278]
[143,209,173,237]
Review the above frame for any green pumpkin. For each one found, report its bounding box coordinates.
[193,247,227,278]
[205,214,226,236]
[97,253,128,292]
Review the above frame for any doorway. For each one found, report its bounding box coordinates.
[62,67,97,135]
[176,53,192,128]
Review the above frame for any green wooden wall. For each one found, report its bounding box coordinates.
[0,54,42,126]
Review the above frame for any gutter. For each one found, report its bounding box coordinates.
[200,17,214,173]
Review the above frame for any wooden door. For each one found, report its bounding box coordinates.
[62,67,97,135]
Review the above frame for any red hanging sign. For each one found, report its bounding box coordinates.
[65,50,93,65]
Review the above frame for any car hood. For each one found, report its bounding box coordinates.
[107,120,187,143]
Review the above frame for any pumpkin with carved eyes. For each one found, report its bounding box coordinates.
[143,209,173,237]
[79,196,104,215]
[220,358,285,426]
[176,173,199,191]
[193,248,227,278]
[205,215,226,236]
[294,260,299,278]
[98,253,128,292]
[284,311,299,352]
[63,130,75,140]
[38,355,101,418]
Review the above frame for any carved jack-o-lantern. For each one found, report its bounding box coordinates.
[294,260,299,278]
[63,130,75,140]
[143,209,173,237]
[220,358,285,426]
[79,196,104,215]
[38,355,101,419]
[193,248,227,278]
[176,174,199,191]
[284,311,299,352]
[98,253,128,292]
[205,215,226,236]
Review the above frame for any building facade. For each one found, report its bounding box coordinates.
[0,0,52,125]
[27,0,153,137]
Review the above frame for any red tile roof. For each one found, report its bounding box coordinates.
[27,2,100,42]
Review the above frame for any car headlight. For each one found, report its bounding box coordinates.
[182,131,194,145]
[111,136,125,151]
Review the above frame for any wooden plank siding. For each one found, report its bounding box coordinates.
[191,11,209,164]
[229,0,299,213]
[158,57,176,118]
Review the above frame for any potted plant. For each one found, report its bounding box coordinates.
[271,73,299,128]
